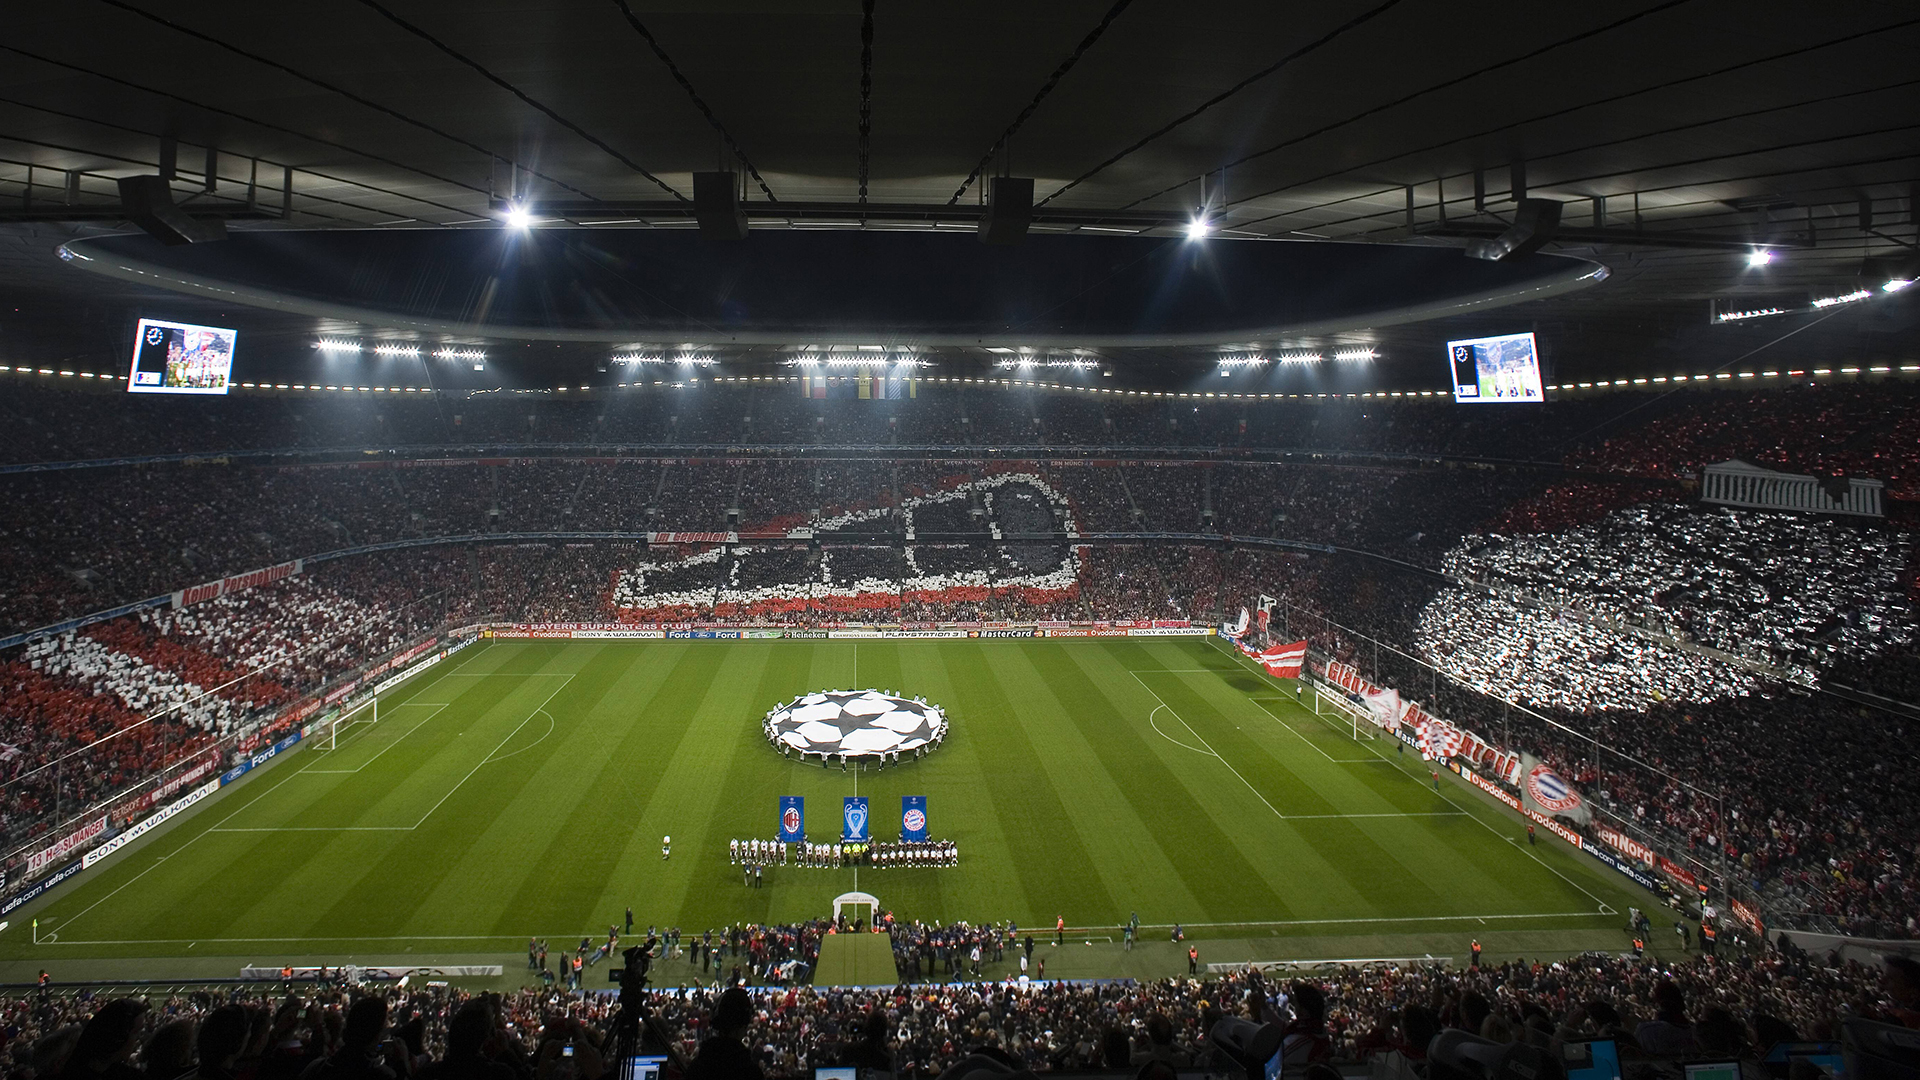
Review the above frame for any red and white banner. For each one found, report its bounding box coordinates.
[1313,660,1522,782]
[1594,822,1656,866]
[26,816,108,876]
[1244,639,1308,678]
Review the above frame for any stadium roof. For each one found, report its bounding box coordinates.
[0,1,1915,388]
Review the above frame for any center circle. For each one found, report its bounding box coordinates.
[765,690,948,759]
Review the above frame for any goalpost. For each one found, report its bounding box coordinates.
[312,694,378,753]
[1306,678,1376,743]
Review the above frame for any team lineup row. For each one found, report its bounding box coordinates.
[728,839,961,868]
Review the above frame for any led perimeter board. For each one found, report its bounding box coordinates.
[127,318,236,395]
[1447,331,1543,403]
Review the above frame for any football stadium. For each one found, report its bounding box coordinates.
[0,5,1917,1079]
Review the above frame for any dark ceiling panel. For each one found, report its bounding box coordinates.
[0,0,1911,388]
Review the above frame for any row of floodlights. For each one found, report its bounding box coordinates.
[1550,365,1919,390]
[315,339,486,366]
[611,353,716,366]
[995,358,1101,370]
[791,357,931,368]
[9,363,1920,399]
[1714,282,1906,324]
[1720,267,1912,320]
[1218,347,1378,366]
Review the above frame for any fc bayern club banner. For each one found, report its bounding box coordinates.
[778,796,804,843]
[901,796,928,841]
[842,796,870,842]
[1520,754,1592,824]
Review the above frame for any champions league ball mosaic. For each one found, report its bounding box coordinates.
[764,690,948,759]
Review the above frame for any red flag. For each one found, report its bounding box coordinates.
[1253,639,1308,678]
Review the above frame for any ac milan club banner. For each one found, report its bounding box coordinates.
[1242,639,1308,678]
[842,796,870,842]
[778,796,805,843]
[1520,754,1592,824]
[901,796,928,842]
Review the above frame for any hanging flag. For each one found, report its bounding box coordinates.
[778,796,805,842]
[842,796,870,842]
[901,796,928,841]
[1362,687,1404,730]
[1520,754,1593,824]
[1250,639,1308,678]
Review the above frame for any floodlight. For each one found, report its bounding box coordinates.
[503,204,533,230]
[1748,249,1774,267]
[1186,217,1213,241]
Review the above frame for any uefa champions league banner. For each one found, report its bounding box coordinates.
[778,796,805,842]
[901,796,928,841]
[842,796,870,842]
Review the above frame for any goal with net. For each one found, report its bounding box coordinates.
[1306,677,1378,742]
[311,694,378,753]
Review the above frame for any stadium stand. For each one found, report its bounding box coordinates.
[1,380,1917,947]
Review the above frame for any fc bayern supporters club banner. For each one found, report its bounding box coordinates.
[1520,754,1593,824]
[842,796,870,842]
[778,796,804,843]
[901,796,928,841]
[1244,639,1308,678]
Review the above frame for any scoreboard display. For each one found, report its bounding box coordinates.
[127,318,236,395]
[1447,331,1543,403]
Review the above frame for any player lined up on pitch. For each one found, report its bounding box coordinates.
[729,838,788,866]
[729,837,961,868]
[867,839,957,868]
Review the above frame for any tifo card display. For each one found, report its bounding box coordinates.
[1447,331,1543,403]
[126,318,237,395]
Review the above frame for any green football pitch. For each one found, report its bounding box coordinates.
[0,637,1664,982]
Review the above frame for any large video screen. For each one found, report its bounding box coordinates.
[126,318,236,395]
[1447,331,1543,403]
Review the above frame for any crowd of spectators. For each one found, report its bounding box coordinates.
[1280,550,1920,941]
[0,947,1913,1078]
[1419,503,1916,709]
[2,377,1918,944]
[5,371,1916,475]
